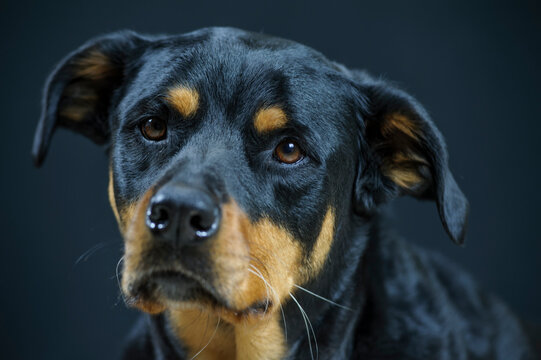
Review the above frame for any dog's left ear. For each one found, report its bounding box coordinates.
[32,31,146,167]
[351,71,469,245]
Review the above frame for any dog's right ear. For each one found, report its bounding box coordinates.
[347,70,469,245]
[32,31,146,167]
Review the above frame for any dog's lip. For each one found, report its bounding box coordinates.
[136,268,221,302]
[130,268,274,318]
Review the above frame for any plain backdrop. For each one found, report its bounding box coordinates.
[1,1,540,359]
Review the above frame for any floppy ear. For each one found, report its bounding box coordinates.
[32,31,146,167]
[352,71,469,245]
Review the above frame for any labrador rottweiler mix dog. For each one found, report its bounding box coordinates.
[33,28,538,359]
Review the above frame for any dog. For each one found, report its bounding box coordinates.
[33,27,538,359]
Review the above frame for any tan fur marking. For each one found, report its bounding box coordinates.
[169,309,235,360]
[391,151,428,166]
[119,203,137,232]
[169,309,285,360]
[382,113,418,140]
[253,106,288,133]
[58,105,89,122]
[303,207,335,280]
[241,215,302,311]
[74,50,114,80]
[218,202,302,313]
[208,202,253,308]
[121,189,166,313]
[379,113,428,189]
[205,201,302,315]
[234,312,285,360]
[384,167,424,189]
[166,86,199,117]
[382,151,429,189]
[107,178,137,233]
[108,169,120,224]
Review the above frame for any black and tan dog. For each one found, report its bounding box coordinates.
[33,28,538,359]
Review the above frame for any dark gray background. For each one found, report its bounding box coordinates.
[1,1,539,359]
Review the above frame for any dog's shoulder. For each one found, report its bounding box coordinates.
[355,233,536,359]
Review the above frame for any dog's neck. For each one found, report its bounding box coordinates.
[149,215,373,360]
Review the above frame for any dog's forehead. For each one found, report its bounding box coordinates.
[118,28,351,132]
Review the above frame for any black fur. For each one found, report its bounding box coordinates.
[34,27,538,359]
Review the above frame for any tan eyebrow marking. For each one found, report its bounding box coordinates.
[253,106,288,133]
[165,86,199,117]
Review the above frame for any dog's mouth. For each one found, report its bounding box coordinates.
[125,268,274,321]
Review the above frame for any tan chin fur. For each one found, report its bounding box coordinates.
[168,304,286,360]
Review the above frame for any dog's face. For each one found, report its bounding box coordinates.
[108,30,360,320]
[34,28,468,326]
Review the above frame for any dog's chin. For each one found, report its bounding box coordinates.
[124,270,274,323]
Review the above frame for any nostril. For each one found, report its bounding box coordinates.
[190,214,206,231]
[190,208,220,239]
[147,204,170,231]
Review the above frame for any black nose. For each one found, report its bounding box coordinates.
[146,183,220,246]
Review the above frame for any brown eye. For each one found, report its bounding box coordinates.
[274,139,304,164]
[141,118,167,141]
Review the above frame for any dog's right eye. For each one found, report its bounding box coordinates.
[274,139,304,164]
[140,118,167,141]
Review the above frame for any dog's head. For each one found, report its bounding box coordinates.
[33,28,468,324]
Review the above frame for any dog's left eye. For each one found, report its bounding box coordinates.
[140,117,167,141]
[274,139,304,164]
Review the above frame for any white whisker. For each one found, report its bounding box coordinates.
[248,265,288,341]
[293,284,352,311]
[279,301,288,342]
[75,242,108,265]
[289,292,318,360]
[247,267,271,313]
[248,264,276,301]
[115,256,127,306]
[190,317,221,359]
